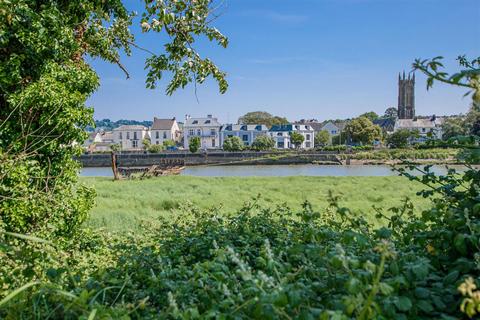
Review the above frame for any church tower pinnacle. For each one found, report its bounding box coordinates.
[397,71,415,119]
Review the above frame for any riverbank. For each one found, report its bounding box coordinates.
[78,148,461,167]
[82,176,430,231]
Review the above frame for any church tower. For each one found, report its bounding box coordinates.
[397,71,415,119]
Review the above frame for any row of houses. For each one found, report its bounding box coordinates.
[84,115,318,152]
[84,114,446,152]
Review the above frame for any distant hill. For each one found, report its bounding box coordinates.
[87,119,154,132]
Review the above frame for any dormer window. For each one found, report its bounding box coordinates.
[241,125,247,131]
[205,120,211,124]
[192,120,198,124]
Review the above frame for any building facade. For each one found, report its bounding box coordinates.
[269,124,315,149]
[183,115,221,150]
[220,124,269,147]
[112,125,149,150]
[394,116,444,142]
[151,117,181,145]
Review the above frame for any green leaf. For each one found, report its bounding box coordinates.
[394,296,412,312]
[379,282,394,295]
[414,287,430,299]
[416,300,434,313]
[454,234,467,255]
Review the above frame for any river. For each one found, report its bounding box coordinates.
[80,164,468,177]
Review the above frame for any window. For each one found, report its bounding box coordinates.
[422,128,426,133]
[197,129,201,136]
[133,131,137,140]
[156,131,159,139]
[278,142,284,148]
[192,120,198,124]
[331,130,337,135]
[210,129,216,136]
[242,134,248,141]
[306,142,311,148]
[132,140,138,148]
[119,132,123,139]
[189,129,194,136]
[127,132,130,139]
[212,138,216,147]
[205,120,211,124]
[156,141,159,145]
[306,134,311,141]
[277,132,282,136]
[163,132,167,139]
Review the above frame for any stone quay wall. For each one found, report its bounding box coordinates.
[78,151,341,167]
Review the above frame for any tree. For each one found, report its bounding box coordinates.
[383,107,398,119]
[0,0,227,235]
[290,132,305,149]
[344,117,382,145]
[223,136,244,151]
[442,117,467,140]
[359,111,379,122]
[189,136,201,153]
[238,111,288,128]
[251,135,276,151]
[315,130,330,147]
[386,129,414,148]
[110,144,121,152]
[142,138,151,150]
[148,144,164,153]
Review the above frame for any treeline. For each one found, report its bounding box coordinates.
[87,119,154,132]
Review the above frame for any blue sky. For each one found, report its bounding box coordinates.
[88,0,480,123]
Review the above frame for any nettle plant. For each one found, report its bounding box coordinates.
[0,0,228,236]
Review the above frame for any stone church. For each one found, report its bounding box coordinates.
[394,71,444,140]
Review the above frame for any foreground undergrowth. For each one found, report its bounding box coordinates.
[2,166,480,319]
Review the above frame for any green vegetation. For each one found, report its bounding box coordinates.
[238,111,289,128]
[341,148,459,161]
[315,130,331,147]
[386,129,419,148]
[344,117,382,145]
[189,136,201,153]
[83,176,429,231]
[290,132,305,149]
[251,135,276,151]
[223,136,245,151]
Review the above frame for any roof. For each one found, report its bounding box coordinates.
[395,117,445,129]
[373,118,395,129]
[101,131,114,141]
[113,125,148,131]
[295,122,323,132]
[270,124,314,132]
[152,117,176,130]
[221,124,269,132]
[184,116,221,127]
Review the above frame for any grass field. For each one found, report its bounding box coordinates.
[81,176,431,231]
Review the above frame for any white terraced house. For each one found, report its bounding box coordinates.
[269,124,315,149]
[112,125,149,150]
[183,115,221,150]
[220,124,269,147]
[150,117,181,145]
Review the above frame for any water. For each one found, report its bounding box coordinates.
[80,164,466,177]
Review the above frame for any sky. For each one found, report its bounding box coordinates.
[88,0,480,123]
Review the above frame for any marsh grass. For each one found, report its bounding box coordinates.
[81,176,429,231]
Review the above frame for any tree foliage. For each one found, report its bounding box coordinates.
[290,132,305,149]
[345,117,382,145]
[238,111,288,128]
[359,111,379,122]
[223,136,244,152]
[315,130,330,147]
[386,129,417,148]
[0,0,227,235]
[383,107,398,119]
[189,136,201,153]
[251,135,276,151]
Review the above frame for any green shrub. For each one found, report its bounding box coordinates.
[223,136,244,151]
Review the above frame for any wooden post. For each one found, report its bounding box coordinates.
[111,151,120,180]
